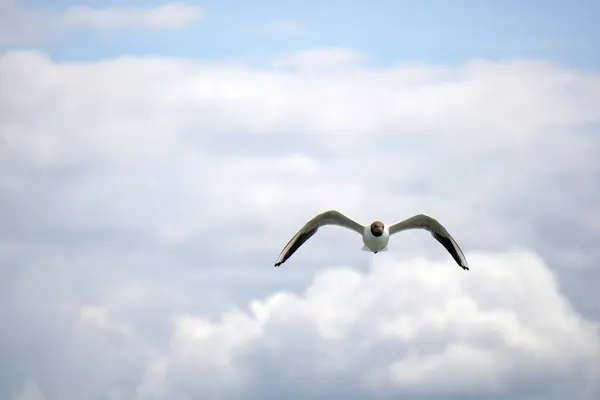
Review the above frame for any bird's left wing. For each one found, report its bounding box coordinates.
[388,214,469,270]
[274,210,364,267]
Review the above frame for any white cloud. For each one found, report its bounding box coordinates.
[0,1,204,45]
[131,252,599,398]
[0,49,599,399]
[62,3,204,30]
[271,47,365,72]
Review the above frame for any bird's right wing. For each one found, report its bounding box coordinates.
[274,210,364,267]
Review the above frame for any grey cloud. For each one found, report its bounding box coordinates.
[0,50,599,399]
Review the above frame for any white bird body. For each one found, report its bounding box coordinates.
[362,226,389,252]
[274,209,469,270]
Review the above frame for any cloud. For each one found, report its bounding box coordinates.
[62,3,204,30]
[0,49,599,399]
[0,1,52,45]
[271,47,364,71]
[3,250,599,399]
[10,380,46,400]
[158,251,598,399]
[0,1,204,45]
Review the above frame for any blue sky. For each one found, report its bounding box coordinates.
[6,0,600,69]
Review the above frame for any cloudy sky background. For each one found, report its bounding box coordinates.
[1,1,599,399]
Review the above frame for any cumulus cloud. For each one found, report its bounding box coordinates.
[155,251,598,399]
[0,1,204,45]
[0,49,599,399]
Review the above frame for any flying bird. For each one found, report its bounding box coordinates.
[274,210,469,270]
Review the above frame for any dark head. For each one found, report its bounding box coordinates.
[370,221,384,237]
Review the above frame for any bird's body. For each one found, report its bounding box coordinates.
[274,210,469,270]
[362,221,389,253]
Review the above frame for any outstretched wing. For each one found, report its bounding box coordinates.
[388,214,469,270]
[274,210,364,267]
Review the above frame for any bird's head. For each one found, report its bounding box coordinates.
[370,221,384,237]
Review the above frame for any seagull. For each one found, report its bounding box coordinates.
[274,210,469,270]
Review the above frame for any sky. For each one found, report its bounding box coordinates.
[1,1,599,399]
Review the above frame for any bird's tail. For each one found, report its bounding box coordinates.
[362,246,388,252]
